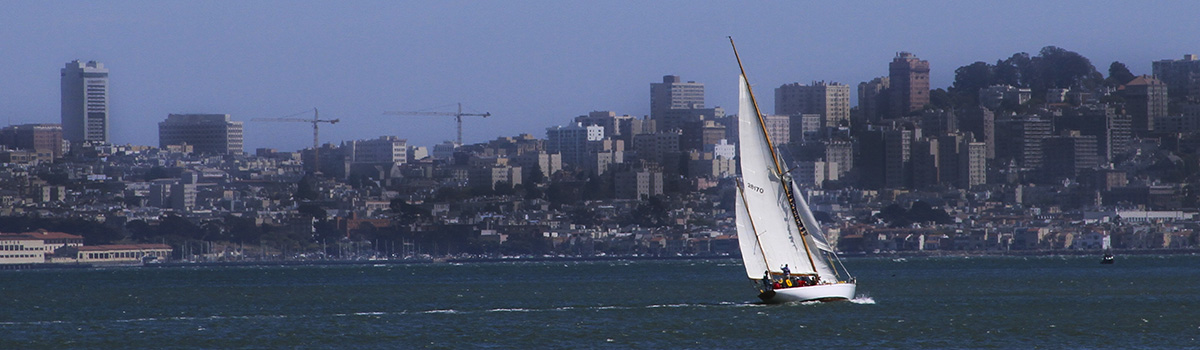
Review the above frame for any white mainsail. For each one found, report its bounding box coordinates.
[735,74,822,278]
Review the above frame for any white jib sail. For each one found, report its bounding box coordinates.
[735,186,768,278]
[788,180,839,282]
[736,75,816,276]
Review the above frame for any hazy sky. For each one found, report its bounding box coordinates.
[3,1,1200,152]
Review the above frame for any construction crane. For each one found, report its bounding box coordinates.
[251,108,340,173]
[383,103,490,145]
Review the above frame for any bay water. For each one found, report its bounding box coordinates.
[1,254,1197,349]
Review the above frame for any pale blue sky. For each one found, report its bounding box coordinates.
[2,1,1198,151]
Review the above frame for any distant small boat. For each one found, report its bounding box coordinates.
[1100,235,1114,264]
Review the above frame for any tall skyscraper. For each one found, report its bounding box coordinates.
[158,114,244,155]
[650,75,704,124]
[888,52,930,118]
[775,81,851,128]
[61,60,109,145]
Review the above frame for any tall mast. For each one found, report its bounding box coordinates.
[730,37,819,274]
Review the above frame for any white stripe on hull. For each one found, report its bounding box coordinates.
[763,283,856,303]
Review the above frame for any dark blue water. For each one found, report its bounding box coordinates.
[1,255,1197,349]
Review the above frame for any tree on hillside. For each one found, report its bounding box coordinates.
[1106,61,1136,87]
[1030,46,1103,93]
[995,53,1031,87]
[950,61,995,106]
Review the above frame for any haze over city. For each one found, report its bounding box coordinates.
[2,1,1199,151]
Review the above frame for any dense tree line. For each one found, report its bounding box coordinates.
[946,46,1113,110]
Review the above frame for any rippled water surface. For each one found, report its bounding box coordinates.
[1,255,1197,349]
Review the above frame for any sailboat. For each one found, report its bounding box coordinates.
[730,37,857,303]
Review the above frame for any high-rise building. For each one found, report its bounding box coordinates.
[158,114,244,155]
[61,60,109,145]
[910,138,939,189]
[959,140,988,188]
[788,114,822,143]
[1122,75,1168,134]
[854,129,887,189]
[775,81,851,128]
[1060,105,1132,163]
[0,124,64,160]
[857,77,890,122]
[920,109,957,136]
[1042,133,1099,182]
[888,52,930,117]
[883,129,913,188]
[958,107,995,159]
[650,75,704,122]
[657,107,723,133]
[996,116,1052,171]
[346,136,407,165]
[762,114,790,146]
[936,133,962,187]
[1151,54,1200,101]
[546,122,604,167]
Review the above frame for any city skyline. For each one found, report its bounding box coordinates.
[3,1,1200,152]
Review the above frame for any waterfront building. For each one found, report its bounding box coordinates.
[158,114,244,155]
[61,60,109,145]
[75,244,172,263]
[0,234,46,264]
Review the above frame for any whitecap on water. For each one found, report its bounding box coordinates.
[850,295,876,304]
[487,308,532,312]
